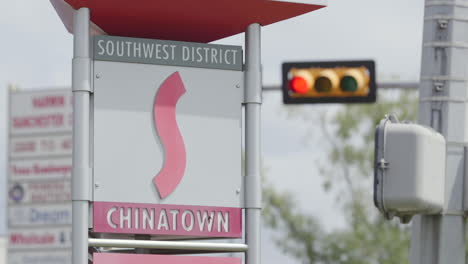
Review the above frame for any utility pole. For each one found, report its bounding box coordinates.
[409,1,467,263]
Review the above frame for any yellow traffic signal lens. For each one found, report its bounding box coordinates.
[315,69,339,93]
[315,77,332,92]
[289,76,309,94]
[340,76,358,92]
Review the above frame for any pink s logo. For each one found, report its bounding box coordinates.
[153,72,187,199]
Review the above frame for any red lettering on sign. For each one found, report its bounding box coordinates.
[13,114,64,129]
[32,96,65,108]
[10,233,55,245]
[11,165,31,175]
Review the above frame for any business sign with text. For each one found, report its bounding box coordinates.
[9,203,71,227]
[9,90,72,135]
[8,227,71,249]
[8,181,71,204]
[10,134,72,158]
[92,36,243,238]
[9,158,71,181]
[8,89,72,263]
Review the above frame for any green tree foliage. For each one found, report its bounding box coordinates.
[263,90,418,264]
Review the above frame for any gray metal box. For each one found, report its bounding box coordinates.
[374,115,445,223]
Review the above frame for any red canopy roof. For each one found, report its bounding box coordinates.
[51,0,326,43]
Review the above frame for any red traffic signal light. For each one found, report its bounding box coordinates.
[282,60,376,104]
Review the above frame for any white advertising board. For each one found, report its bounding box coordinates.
[9,89,72,135]
[8,180,71,205]
[8,204,71,227]
[9,158,71,181]
[8,251,71,264]
[8,227,72,249]
[93,61,243,208]
[9,134,72,159]
[8,89,72,260]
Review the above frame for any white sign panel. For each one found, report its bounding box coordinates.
[9,158,71,181]
[8,204,71,227]
[93,59,242,208]
[8,89,72,260]
[10,134,72,158]
[8,251,71,264]
[8,227,72,249]
[9,89,72,135]
[8,181,71,204]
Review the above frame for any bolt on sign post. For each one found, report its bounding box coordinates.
[7,88,73,264]
[49,0,327,263]
[282,60,377,104]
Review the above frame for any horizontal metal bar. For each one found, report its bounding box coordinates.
[421,76,467,82]
[425,1,468,8]
[263,82,419,91]
[376,82,419,89]
[424,15,468,22]
[88,238,248,252]
[424,41,468,49]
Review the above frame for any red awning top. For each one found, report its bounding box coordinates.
[51,0,326,43]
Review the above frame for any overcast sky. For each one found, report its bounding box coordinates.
[0,0,424,263]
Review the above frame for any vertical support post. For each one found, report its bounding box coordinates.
[244,23,262,264]
[72,8,92,264]
[409,1,467,263]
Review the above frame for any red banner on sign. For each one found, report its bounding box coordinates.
[94,253,240,264]
[93,201,242,238]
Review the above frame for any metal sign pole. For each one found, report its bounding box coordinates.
[244,23,262,264]
[409,1,467,263]
[72,7,92,264]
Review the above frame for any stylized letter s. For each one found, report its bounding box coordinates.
[153,72,187,199]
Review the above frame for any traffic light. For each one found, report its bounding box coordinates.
[282,60,376,104]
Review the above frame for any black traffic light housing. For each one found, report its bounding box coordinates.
[282,60,376,104]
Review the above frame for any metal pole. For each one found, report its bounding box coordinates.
[409,1,466,263]
[244,23,262,264]
[72,8,92,264]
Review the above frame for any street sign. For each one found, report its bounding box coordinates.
[93,253,241,264]
[8,89,72,264]
[94,35,243,71]
[93,202,241,237]
[50,2,327,263]
[92,36,243,238]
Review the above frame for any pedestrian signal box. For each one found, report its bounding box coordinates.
[282,60,376,104]
[374,115,445,223]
